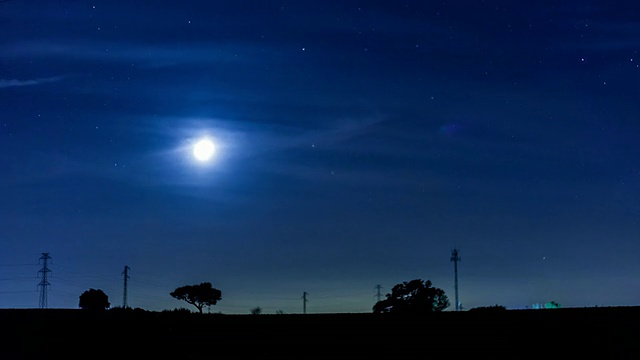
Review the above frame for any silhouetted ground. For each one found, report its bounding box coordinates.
[1,306,638,359]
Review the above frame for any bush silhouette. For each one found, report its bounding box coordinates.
[78,288,110,311]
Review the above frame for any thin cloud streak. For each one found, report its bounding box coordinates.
[0,75,66,88]
[2,40,273,68]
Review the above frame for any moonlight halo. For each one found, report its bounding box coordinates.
[193,137,216,162]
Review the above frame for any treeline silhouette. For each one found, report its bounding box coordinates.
[78,278,450,314]
[9,276,638,359]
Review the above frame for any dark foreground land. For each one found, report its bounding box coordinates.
[1,306,639,359]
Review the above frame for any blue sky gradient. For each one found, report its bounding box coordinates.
[1,0,640,313]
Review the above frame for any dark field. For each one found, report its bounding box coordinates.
[2,306,639,359]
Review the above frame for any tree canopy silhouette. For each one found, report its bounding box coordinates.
[373,279,450,314]
[170,282,222,313]
[79,288,110,311]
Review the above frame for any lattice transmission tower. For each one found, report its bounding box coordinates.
[302,291,308,314]
[374,284,383,302]
[122,265,130,308]
[38,252,51,309]
[450,248,461,311]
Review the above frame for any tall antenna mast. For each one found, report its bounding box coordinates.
[38,252,52,309]
[451,248,461,311]
[122,265,130,308]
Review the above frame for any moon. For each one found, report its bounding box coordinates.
[193,138,216,162]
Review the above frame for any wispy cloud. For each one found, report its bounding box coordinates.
[0,75,66,89]
[2,40,270,68]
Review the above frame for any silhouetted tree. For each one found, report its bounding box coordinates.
[79,288,110,310]
[250,306,262,315]
[170,282,222,314]
[373,279,449,314]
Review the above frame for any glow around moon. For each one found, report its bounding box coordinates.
[193,138,216,162]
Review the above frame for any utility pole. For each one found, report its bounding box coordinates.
[38,253,51,309]
[122,265,130,308]
[451,248,461,311]
[302,292,308,314]
[374,284,383,302]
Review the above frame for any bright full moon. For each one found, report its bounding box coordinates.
[193,138,216,162]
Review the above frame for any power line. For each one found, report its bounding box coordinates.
[0,290,38,295]
[49,263,119,282]
[0,263,38,267]
[0,276,38,281]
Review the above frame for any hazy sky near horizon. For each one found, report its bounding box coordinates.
[1,0,640,313]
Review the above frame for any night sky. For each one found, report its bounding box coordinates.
[2,1,640,314]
